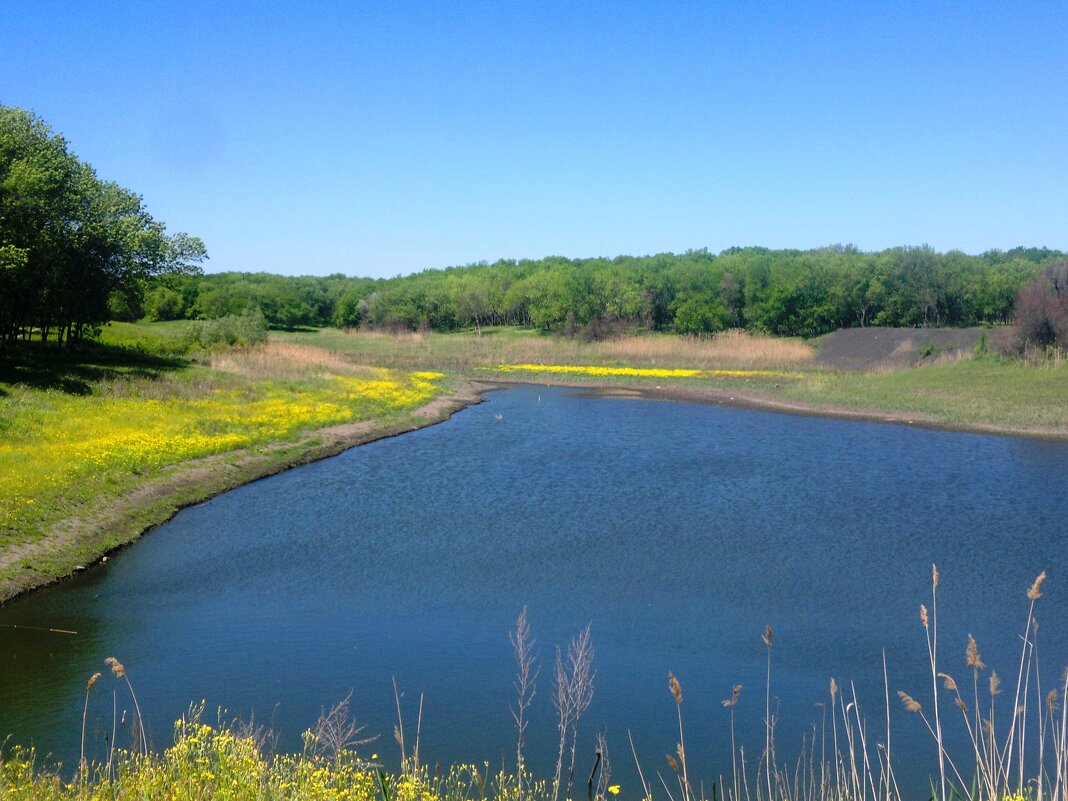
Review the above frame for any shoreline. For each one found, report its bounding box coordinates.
[3,372,1064,604]
[0,380,489,605]
[483,375,1068,441]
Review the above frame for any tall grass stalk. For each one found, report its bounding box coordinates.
[551,625,595,801]
[104,657,146,756]
[724,684,742,801]
[669,673,690,800]
[925,565,947,801]
[79,672,101,772]
[511,606,540,791]
[763,626,773,801]
[1001,572,1046,796]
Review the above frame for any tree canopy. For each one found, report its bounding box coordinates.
[0,106,206,346]
[152,245,1064,340]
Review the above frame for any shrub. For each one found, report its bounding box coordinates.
[185,308,269,350]
[1015,261,1068,349]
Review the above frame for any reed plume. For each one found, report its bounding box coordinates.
[104,656,146,756]
[1028,571,1047,601]
[898,692,922,714]
[967,635,985,670]
[668,673,689,799]
[79,671,102,773]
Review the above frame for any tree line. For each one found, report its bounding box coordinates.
[142,245,1063,340]
[5,105,1065,348]
[0,106,206,347]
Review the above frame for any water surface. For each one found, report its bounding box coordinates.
[1,385,1065,797]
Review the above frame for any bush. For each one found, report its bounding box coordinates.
[1015,261,1068,348]
[185,308,269,350]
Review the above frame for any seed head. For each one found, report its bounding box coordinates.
[932,564,940,589]
[86,672,102,692]
[1047,689,1059,715]
[955,697,969,713]
[666,755,679,774]
[966,635,985,670]
[722,684,742,708]
[990,672,1002,696]
[105,657,125,679]
[920,605,929,628]
[939,673,958,692]
[762,625,773,647]
[668,673,683,705]
[1027,571,1047,601]
[898,691,922,713]
[830,678,838,702]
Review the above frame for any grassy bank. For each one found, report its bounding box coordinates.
[0,330,463,601]
[782,358,1068,434]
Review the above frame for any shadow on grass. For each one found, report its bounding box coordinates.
[0,340,188,395]
[269,324,320,333]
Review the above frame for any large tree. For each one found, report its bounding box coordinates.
[0,105,206,346]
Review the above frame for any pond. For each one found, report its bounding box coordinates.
[1,384,1065,798]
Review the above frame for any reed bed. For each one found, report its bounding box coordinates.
[210,341,364,381]
[2,568,1063,801]
[275,329,815,373]
[594,331,814,370]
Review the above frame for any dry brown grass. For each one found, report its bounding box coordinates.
[278,328,815,373]
[595,330,814,369]
[210,342,365,381]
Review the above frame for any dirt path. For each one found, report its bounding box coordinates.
[0,382,487,604]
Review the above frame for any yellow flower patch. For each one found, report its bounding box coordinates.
[495,363,803,380]
[0,369,446,534]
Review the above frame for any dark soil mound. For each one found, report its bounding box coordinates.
[814,326,985,372]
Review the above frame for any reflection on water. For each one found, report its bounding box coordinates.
[1,385,1065,797]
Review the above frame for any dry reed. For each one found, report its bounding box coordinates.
[210,341,363,380]
[286,328,815,373]
[511,606,540,791]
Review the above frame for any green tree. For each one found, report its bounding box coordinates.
[0,106,206,346]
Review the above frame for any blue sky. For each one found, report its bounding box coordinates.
[2,1,1066,277]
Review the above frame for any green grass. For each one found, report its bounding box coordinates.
[785,357,1068,433]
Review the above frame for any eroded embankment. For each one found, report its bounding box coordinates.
[0,382,488,604]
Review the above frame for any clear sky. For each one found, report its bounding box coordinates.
[2,1,1066,278]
